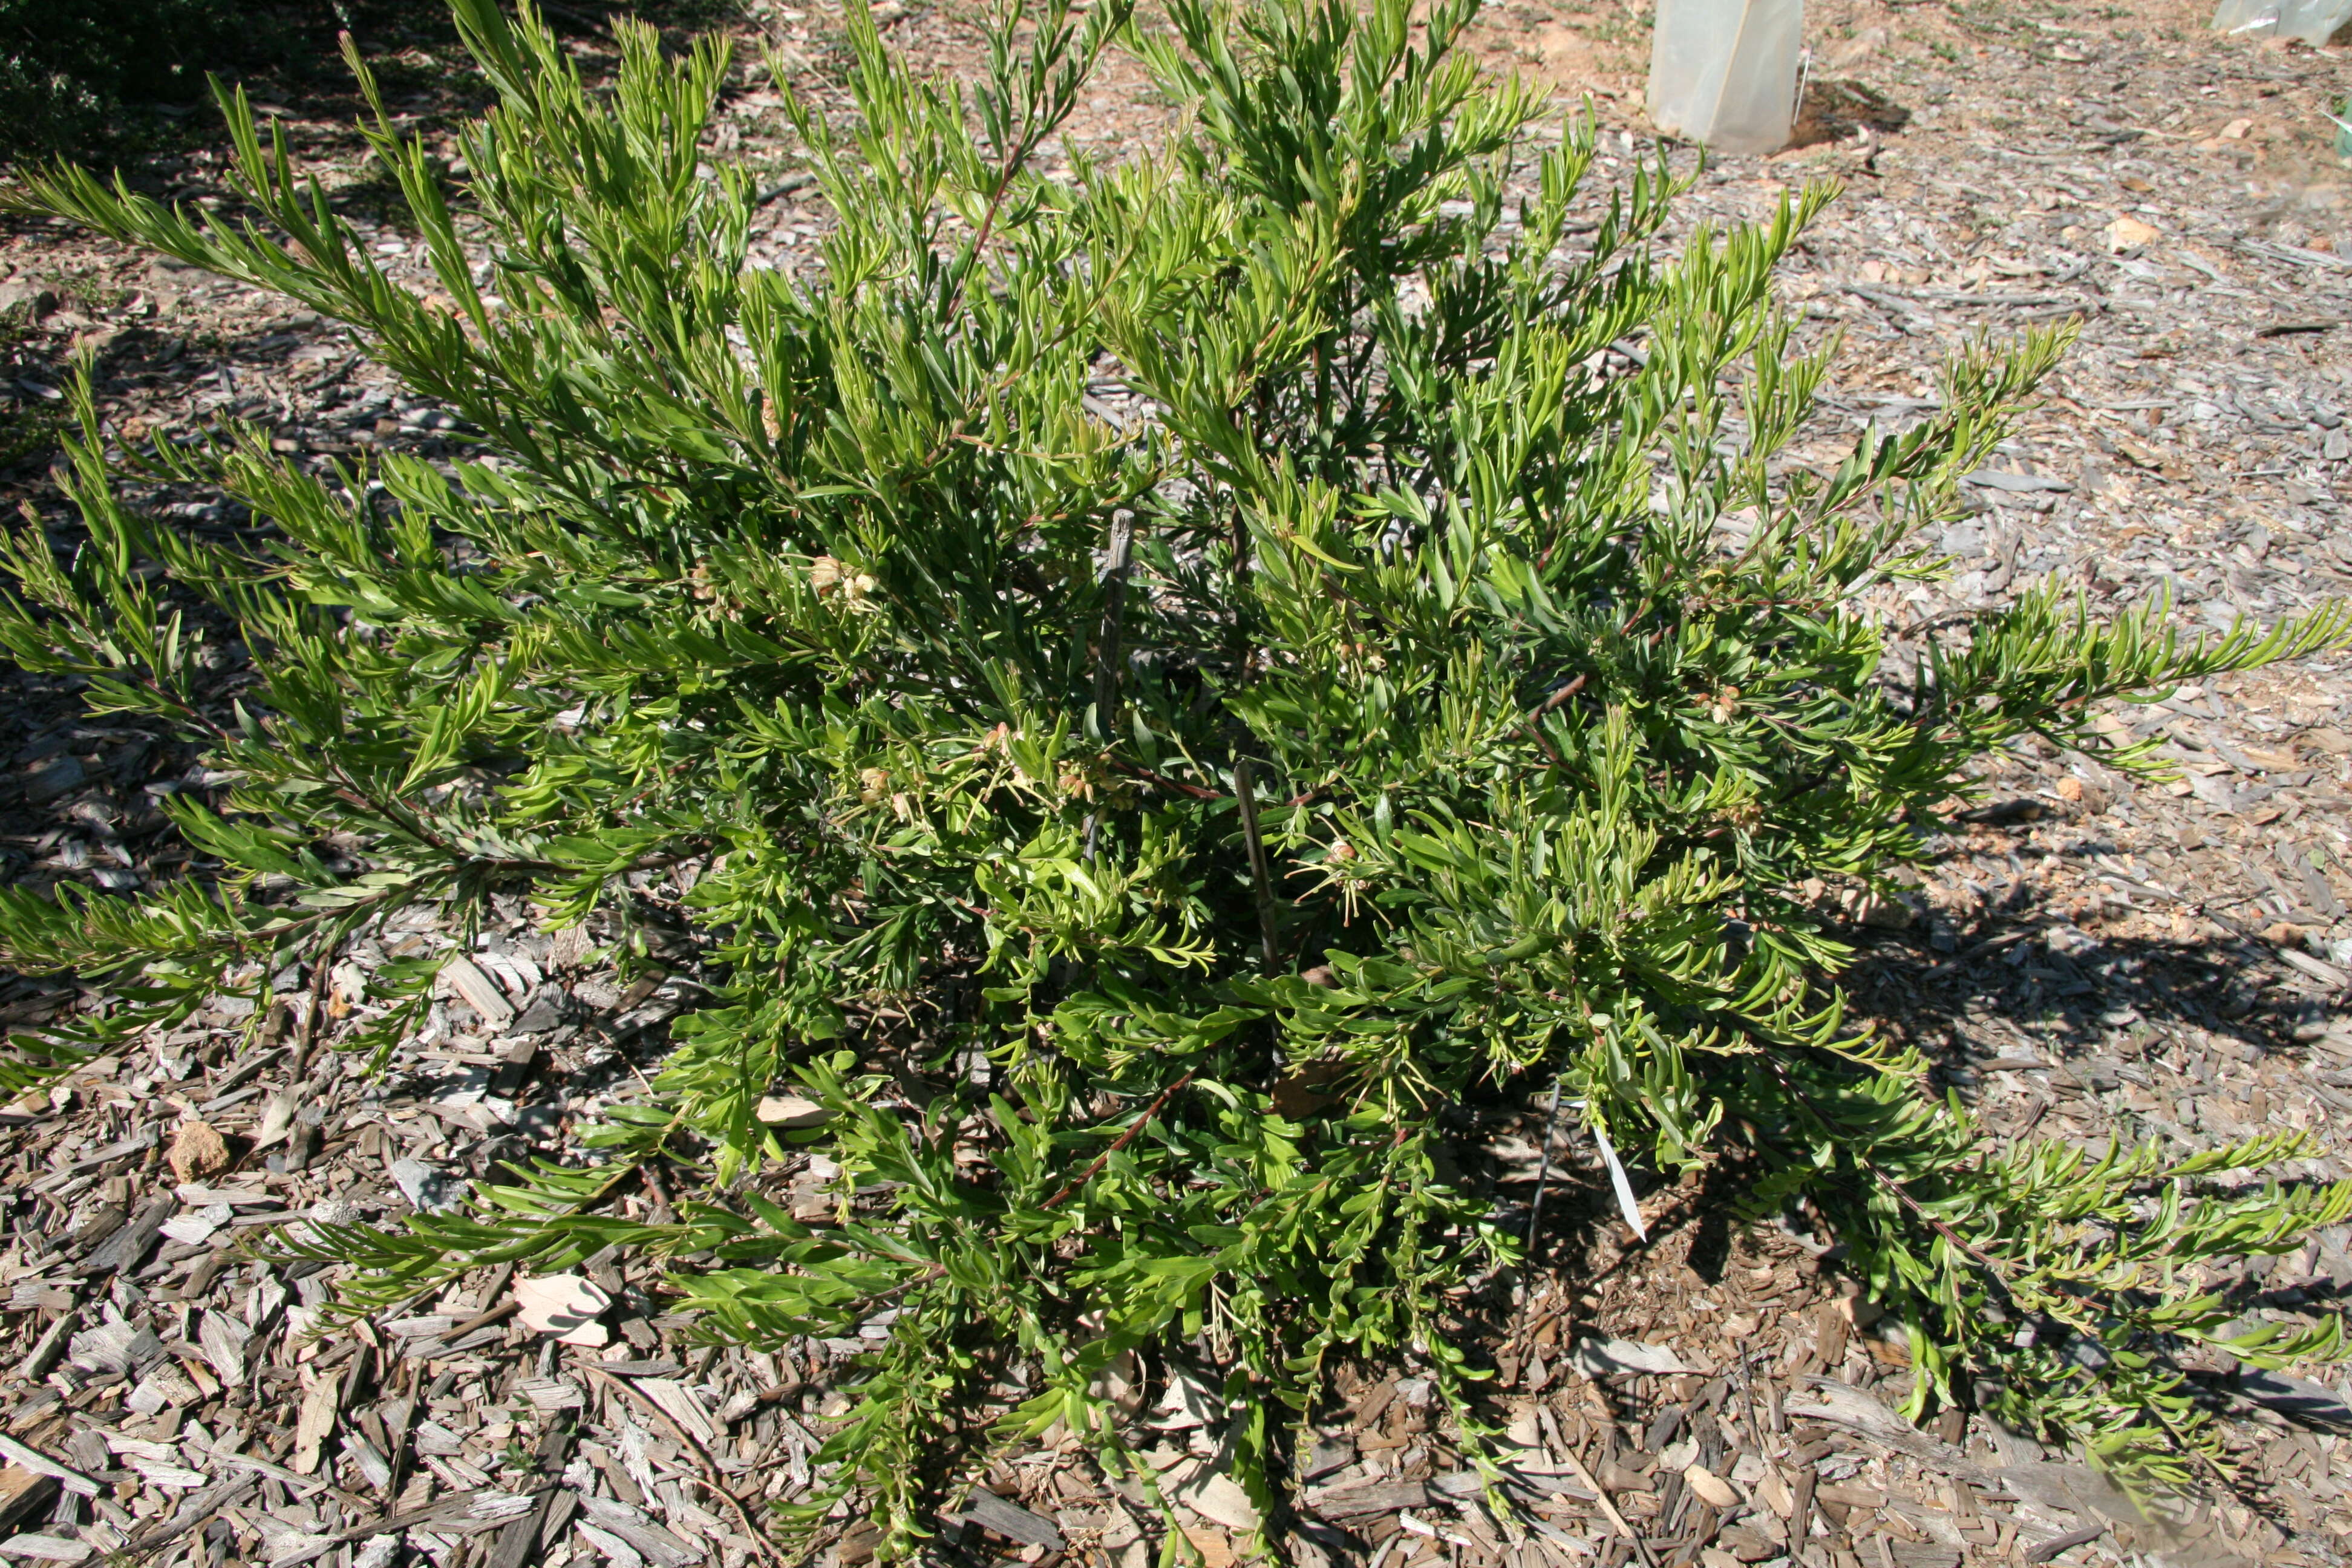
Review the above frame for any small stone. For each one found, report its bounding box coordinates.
[1857,889,1912,929]
[2103,216,2159,253]
[2054,776,2083,802]
[2045,923,2099,958]
[168,1120,232,1183]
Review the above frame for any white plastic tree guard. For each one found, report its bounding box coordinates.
[1648,0,1806,155]
[2211,0,2352,44]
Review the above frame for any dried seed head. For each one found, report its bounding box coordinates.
[808,558,878,609]
[1716,799,1763,831]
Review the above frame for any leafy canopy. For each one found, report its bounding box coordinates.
[7,0,2350,1551]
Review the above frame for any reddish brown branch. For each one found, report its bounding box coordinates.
[1518,671,1588,768]
[1039,1069,1198,1210]
[1107,757,1226,801]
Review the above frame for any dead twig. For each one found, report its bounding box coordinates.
[288,939,339,1082]
[1554,1445,1658,1568]
[583,1367,792,1567]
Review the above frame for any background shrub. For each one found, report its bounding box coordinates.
[0,0,301,157]
[0,0,736,162]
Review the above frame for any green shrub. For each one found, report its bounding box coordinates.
[7,0,2351,1550]
[0,0,270,156]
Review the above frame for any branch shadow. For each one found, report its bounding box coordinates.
[1432,877,2352,1476]
[1791,78,1914,149]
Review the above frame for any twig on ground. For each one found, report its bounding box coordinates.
[583,1367,791,1567]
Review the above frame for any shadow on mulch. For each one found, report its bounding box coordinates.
[1,0,754,178]
[1792,77,1914,148]
[1400,887,2352,1460]
[1851,922,2321,1063]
